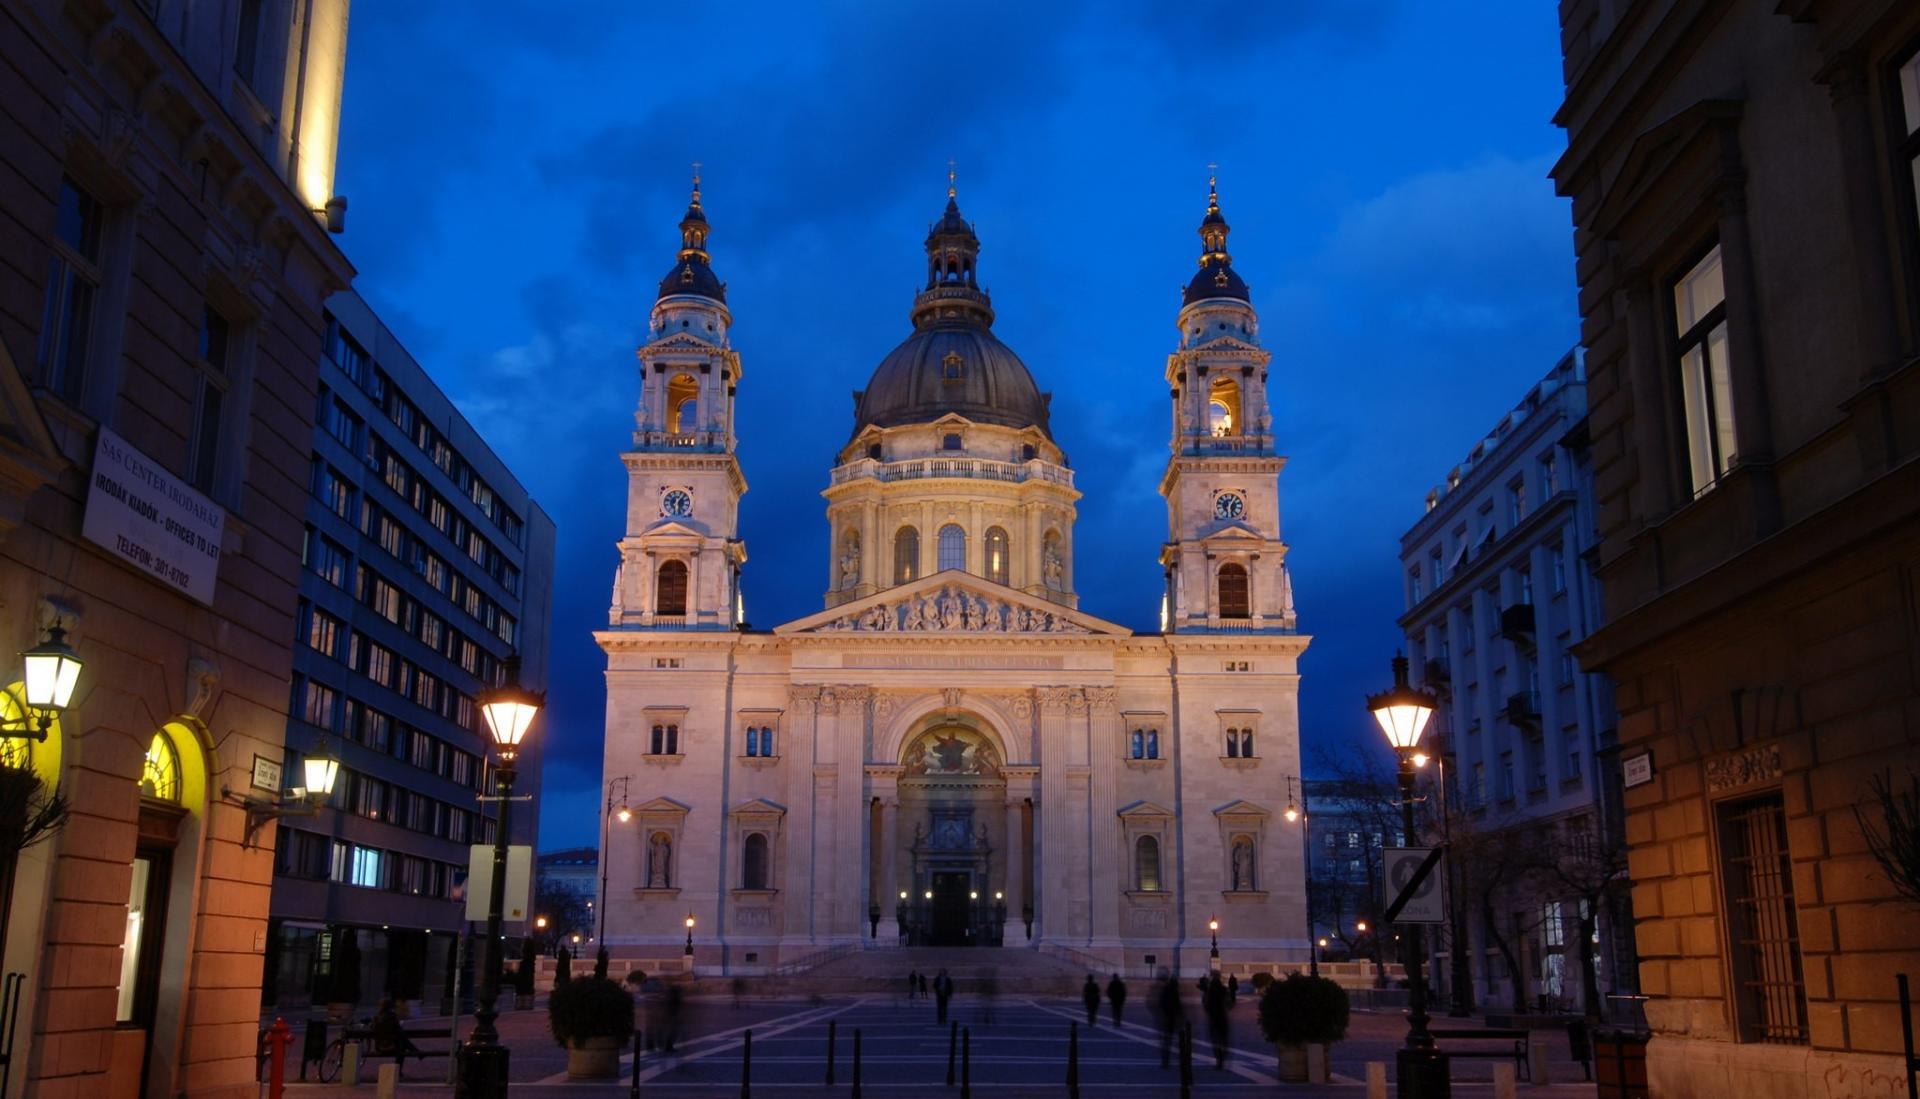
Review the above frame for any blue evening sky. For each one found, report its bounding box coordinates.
[331,1,1576,851]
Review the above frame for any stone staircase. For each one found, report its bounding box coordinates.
[788,946,1089,996]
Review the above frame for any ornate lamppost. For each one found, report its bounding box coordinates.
[1367,653,1448,1098]
[1208,917,1220,965]
[684,912,696,957]
[455,659,543,1099]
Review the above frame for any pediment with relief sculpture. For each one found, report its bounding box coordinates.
[774,569,1132,637]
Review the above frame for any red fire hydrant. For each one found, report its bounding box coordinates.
[263,1017,293,1099]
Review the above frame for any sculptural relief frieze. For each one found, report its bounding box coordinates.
[819,585,1089,634]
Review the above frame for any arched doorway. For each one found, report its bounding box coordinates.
[896,721,1007,947]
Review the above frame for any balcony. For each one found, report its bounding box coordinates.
[1503,691,1542,731]
[633,430,728,453]
[1498,603,1536,648]
[828,456,1074,489]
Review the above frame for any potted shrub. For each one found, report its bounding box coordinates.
[549,975,634,1079]
[515,938,538,1009]
[1257,972,1350,1083]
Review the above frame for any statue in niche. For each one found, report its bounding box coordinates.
[840,539,860,587]
[648,833,673,888]
[1043,542,1064,587]
[1231,838,1255,891]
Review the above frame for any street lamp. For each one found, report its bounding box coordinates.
[684,912,695,957]
[456,658,544,1099]
[1209,917,1220,964]
[597,775,632,948]
[1367,653,1445,1098]
[1284,775,1318,976]
[12,624,83,739]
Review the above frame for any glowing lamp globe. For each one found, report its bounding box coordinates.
[22,624,83,710]
[1367,654,1437,753]
[303,749,341,797]
[480,660,544,759]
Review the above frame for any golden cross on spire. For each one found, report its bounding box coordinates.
[1206,162,1220,213]
[690,160,703,201]
[948,159,957,199]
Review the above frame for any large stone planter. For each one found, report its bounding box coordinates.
[1275,1042,1332,1083]
[566,1036,625,1079]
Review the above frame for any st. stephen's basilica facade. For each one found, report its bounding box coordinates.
[598,174,1309,974]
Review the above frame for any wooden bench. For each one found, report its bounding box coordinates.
[341,1026,453,1083]
[1427,1027,1529,1076]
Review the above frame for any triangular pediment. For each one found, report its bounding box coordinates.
[1201,520,1266,541]
[729,797,787,818]
[636,518,709,539]
[642,331,721,354]
[1118,800,1174,820]
[631,796,690,815]
[1189,334,1267,356]
[775,569,1132,637]
[1213,799,1270,820]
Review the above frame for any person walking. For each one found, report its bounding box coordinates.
[907,969,920,1001]
[1202,972,1231,1069]
[1106,973,1127,1027]
[1082,974,1102,1026]
[1154,971,1185,1069]
[980,967,999,1026]
[1226,972,1239,1005]
[934,968,954,1024]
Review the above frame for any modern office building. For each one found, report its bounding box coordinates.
[262,290,554,1011]
[1552,0,1920,1091]
[1397,349,1634,1015]
[0,2,353,1095]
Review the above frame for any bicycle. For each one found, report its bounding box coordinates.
[314,1017,370,1083]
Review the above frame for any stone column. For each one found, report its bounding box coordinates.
[871,768,902,944]
[786,686,821,948]
[1036,688,1072,942]
[1087,688,1121,946]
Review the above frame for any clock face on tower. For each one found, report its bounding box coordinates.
[661,489,693,518]
[1214,492,1245,520]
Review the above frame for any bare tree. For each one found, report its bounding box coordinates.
[1534,816,1629,1018]
[1857,769,1920,905]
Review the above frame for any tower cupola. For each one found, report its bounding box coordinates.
[911,166,995,330]
[658,168,726,303]
[1183,171,1250,306]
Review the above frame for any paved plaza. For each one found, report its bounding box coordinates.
[275,992,1606,1097]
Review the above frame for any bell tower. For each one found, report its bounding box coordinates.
[1159,174,1296,632]
[610,171,748,629]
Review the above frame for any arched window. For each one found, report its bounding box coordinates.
[655,559,689,616]
[894,526,919,584]
[937,524,966,572]
[1208,376,1242,437]
[1225,728,1240,758]
[742,833,769,890]
[984,527,1010,585]
[1130,730,1144,759]
[1217,563,1249,618]
[1239,729,1254,757]
[666,374,699,434]
[1135,835,1162,892]
[141,731,180,802]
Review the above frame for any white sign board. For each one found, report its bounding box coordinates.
[466,844,533,923]
[1383,846,1447,924]
[1622,751,1655,789]
[81,427,224,605]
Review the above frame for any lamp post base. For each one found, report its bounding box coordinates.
[455,1044,510,1099]
[1395,1047,1451,1099]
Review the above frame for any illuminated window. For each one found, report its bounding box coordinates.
[141,732,180,802]
[984,527,1009,585]
[1135,835,1162,892]
[893,526,919,583]
[666,373,699,434]
[1207,376,1241,437]
[1673,244,1735,495]
[655,559,688,616]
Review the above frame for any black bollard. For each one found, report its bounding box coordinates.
[962,1027,971,1099]
[741,1029,752,1099]
[826,1019,837,1086]
[1179,1024,1193,1099]
[631,1030,643,1099]
[852,1029,863,1099]
[1067,1021,1080,1099]
[947,1020,958,1086]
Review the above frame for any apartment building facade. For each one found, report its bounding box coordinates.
[264,290,554,1011]
[1552,0,1920,1090]
[0,1,352,1095]
[1398,349,1634,1015]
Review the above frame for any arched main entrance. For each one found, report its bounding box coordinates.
[895,721,1008,946]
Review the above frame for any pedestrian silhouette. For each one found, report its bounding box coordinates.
[1202,972,1230,1069]
[1154,970,1185,1068]
[934,968,954,1024]
[1106,973,1127,1027]
[907,969,920,1001]
[1082,974,1101,1026]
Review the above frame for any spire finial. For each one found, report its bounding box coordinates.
[690,161,703,202]
[1207,163,1220,213]
[947,159,957,200]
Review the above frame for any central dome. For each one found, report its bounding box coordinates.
[850,188,1052,439]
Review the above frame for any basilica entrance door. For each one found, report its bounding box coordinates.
[930,872,972,945]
